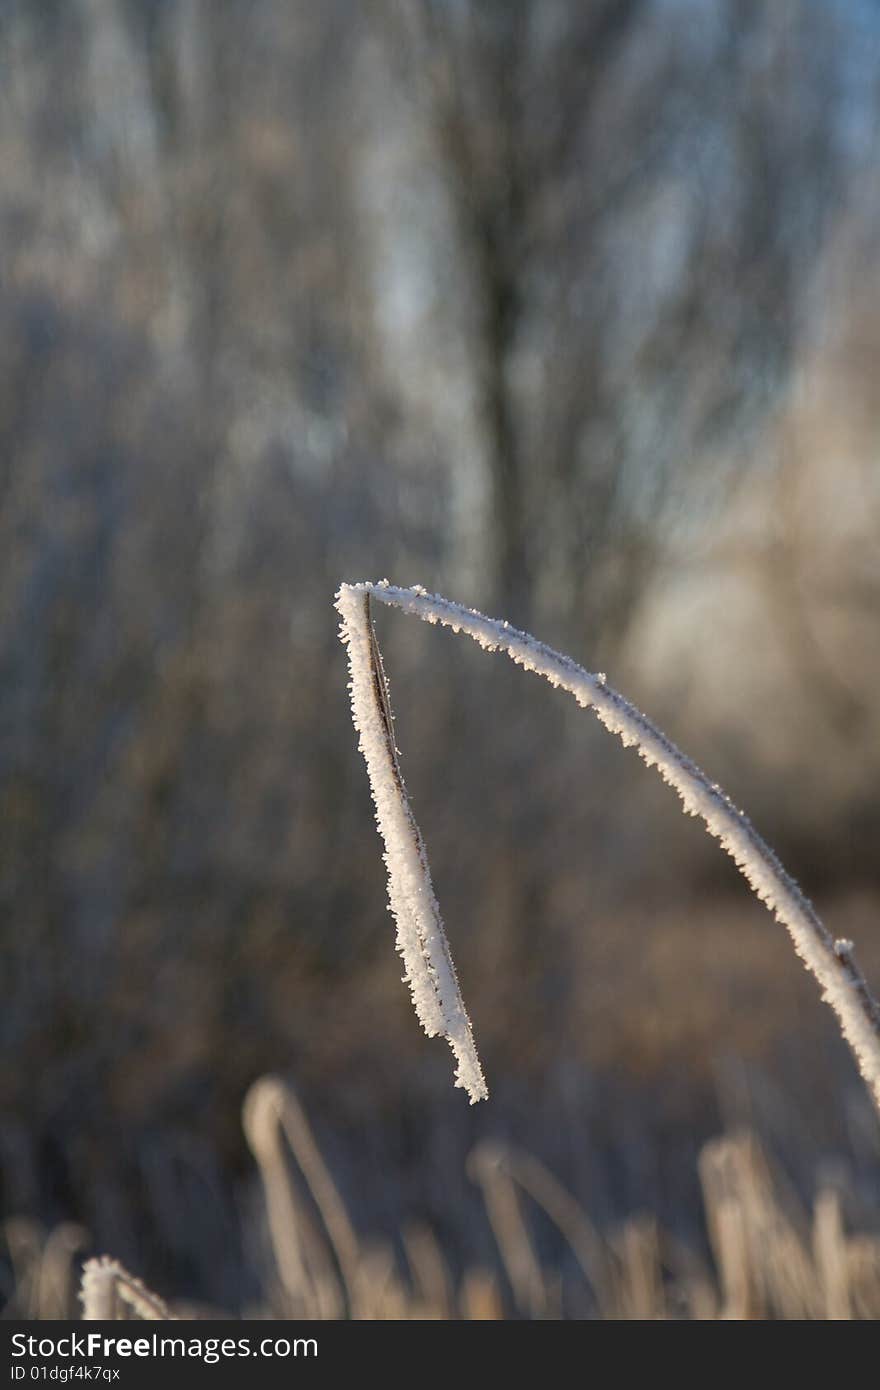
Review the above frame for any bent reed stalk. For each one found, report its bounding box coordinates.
[336,580,880,1114]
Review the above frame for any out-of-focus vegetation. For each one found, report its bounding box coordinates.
[1,0,879,1316]
[9,1080,880,1320]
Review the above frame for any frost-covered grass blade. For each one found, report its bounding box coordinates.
[337,580,880,1116]
[336,586,486,1103]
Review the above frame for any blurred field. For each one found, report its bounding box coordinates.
[2,1,880,1319]
[3,890,879,1318]
[6,1076,880,1320]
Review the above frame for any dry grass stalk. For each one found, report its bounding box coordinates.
[402,1222,453,1319]
[614,1215,665,1320]
[813,1188,851,1320]
[12,1107,879,1321]
[699,1131,821,1319]
[243,1075,350,1317]
[846,1235,880,1318]
[37,1224,89,1320]
[485,1143,612,1314]
[458,1266,504,1320]
[467,1142,547,1318]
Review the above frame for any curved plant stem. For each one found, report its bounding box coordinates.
[337,580,880,1115]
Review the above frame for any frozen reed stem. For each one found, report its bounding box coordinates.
[337,581,880,1114]
[335,587,486,1103]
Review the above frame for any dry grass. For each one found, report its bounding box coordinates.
[3,1075,879,1321]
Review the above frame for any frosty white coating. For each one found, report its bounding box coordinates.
[336,586,487,1102]
[337,581,880,1113]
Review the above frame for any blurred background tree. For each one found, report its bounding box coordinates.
[1,0,879,1309]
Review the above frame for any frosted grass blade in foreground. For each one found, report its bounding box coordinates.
[80,1256,175,1320]
[335,587,487,1102]
[337,580,880,1115]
